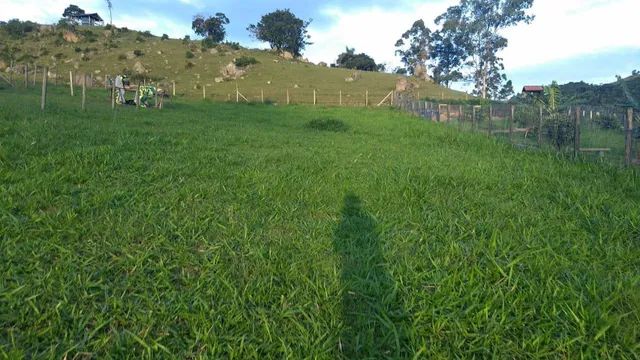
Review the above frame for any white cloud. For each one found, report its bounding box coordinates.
[501,0,640,70]
[305,0,640,74]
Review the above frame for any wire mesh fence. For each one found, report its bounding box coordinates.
[395,94,639,167]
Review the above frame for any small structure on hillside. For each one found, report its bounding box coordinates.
[70,13,104,26]
[522,85,544,94]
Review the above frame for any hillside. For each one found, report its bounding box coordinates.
[0,25,467,104]
[559,74,640,107]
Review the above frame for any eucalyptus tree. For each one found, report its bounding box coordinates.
[435,0,535,99]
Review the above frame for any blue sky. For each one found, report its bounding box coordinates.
[3,0,639,92]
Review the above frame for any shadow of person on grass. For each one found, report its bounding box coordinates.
[333,193,410,359]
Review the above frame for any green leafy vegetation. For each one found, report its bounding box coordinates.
[233,56,259,68]
[306,117,349,132]
[0,86,638,358]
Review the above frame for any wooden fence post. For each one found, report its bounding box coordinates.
[40,66,47,112]
[472,106,477,131]
[538,105,543,147]
[69,71,74,96]
[574,107,581,158]
[339,90,342,106]
[203,85,206,100]
[625,107,634,166]
[172,81,176,97]
[111,83,115,110]
[25,63,28,88]
[509,105,515,142]
[261,89,264,104]
[135,86,140,109]
[82,74,86,111]
[488,105,493,137]
[313,89,316,106]
[286,89,290,105]
[33,65,37,87]
[365,90,369,107]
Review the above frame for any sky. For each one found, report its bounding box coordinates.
[2,0,639,92]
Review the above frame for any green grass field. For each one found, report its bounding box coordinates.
[1,86,639,358]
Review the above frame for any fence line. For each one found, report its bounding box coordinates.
[395,93,639,167]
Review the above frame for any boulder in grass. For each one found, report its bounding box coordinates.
[63,31,80,43]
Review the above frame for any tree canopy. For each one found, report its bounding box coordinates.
[192,13,230,43]
[395,20,431,76]
[247,9,311,57]
[63,5,85,18]
[434,0,535,99]
[335,47,379,72]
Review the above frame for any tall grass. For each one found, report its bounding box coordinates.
[1,86,639,358]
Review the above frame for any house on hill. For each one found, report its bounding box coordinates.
[70,13,104,26]
[522,85,544,94]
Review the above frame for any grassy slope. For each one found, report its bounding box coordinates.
[1,87,639,358]
[1,26,467,104]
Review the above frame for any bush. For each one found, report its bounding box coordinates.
[105,24,113,30]
[185,51,195,59]
[161,34,169,41]
[74,47,82,53]
[3,19,38,38]
[542,114,575,150]
[223,41,241,50]
[234,56,259,68]
[201,38,217,50]
[119,27,130,33]
[118,54,127,60]
[141,30,153,37]
[306,118,349,132]
[135,35,145,42]
[133,49,144,57]
[594,114,623,130]
[185,61,195,69]
[182,35,191,44]
[54,52,65,60]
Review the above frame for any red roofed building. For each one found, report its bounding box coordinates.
[522,86,544,94]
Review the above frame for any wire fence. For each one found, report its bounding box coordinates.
[395,94,640,167]
[2,67,638,167]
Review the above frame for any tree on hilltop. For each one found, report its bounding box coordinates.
[247,9,311,57]
[192,13,230,43]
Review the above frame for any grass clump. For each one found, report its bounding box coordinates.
[233,56,259,68]
[307,117,350,132]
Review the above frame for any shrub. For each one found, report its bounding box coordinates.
[594,115,623,130]
[223,41,241,50]
[182,35,191,44]
[74,47,82,53]
[135,35,145,42]
[54,52,65,60]
[119,27,130,33]
[141,30,153,37]
[306,118,349,132]
[3,19,38,38]
[201,38,217,50]
[133,49,144,57]
[185,51,195,59]
[185,61,195,69]
[118,54,127,60]
[105,24,113,30]
[161,34,169,41]
[542,114,575,150]
[234,56,259,68]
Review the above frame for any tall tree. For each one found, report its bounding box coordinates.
[247,9,311,57]
[394,20,431,77]
[105,0,113,28]
[430,30,465,87]
[62,4,85,19]
[192,13,230,43]
[435,0,535,99]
